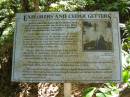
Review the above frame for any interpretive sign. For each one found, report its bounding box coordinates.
[12,12,121,82]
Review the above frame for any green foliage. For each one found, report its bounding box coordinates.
[96,93,106,97]
[47,0,130,22]
[0,0,130,97]
[83,83,119,97]
[119,0,130,14]
[123,70,130,82]
[0,0,19,97]
[83,87,96,97]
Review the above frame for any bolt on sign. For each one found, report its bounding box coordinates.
[12,12,122,82]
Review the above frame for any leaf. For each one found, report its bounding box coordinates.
[126,55,130,64]
[99,88,111,94]
[104,94,112,97]
[123,70,129,82]
[96,93,106,97]
[83,87,96,97]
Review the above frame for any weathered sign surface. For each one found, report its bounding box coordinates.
[12,12,121,82]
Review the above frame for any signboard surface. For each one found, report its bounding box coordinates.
[12,12,121,82]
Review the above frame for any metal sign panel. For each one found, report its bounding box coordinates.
[12,12,122,82]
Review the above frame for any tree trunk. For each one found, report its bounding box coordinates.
[33,0,40,12]
[21,0,30,12]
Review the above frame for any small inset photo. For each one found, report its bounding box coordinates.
[82,20,113,51]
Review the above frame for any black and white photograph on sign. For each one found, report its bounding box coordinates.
[82,20,113,51]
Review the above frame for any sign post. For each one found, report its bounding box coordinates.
[64,83,72,97]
